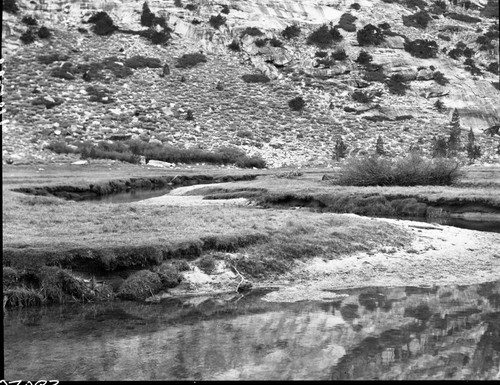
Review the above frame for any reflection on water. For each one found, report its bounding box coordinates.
[4,282,500,380]
[82,187,173,204]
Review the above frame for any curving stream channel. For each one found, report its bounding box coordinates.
[4,282,500,380]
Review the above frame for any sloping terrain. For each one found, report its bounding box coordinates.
[2,0,499,167]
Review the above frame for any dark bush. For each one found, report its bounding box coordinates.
[402,10,432,29]
[149,30,170,45]
[227,40,240,51]
[124,55,162,68]
[196,255,216,274]
[241,27,264,37]
[316,58,335,67]
[480,0,499,18]
[38,53,70,65]
[464,59,482,75]
[437,33,451,41]
[375,135,386,156]
[432,136,448,157]
[51,62,76,80]
[80,144,141,164]
[351,3,361,10]
[88,12,116,36]
[356,24,384,46]
[77,27,88,34]
[466,128,481,161]
[255,38,267,47]
[434,99,446,112]
[336,154,462,186]
[405,0,428,9]
[404,39,438,58]
[486,62,499,75]
[307,24,342,48]
[363,68,385,82]
[209,14,226,29]
[351,90,373,103]
[315,51,328,58]
[269,37,283,47]
[332,48,348,60]
[338,13,357,32]
[4,0,19,14]
[476,35,495,51]
[288,96,305,111]
[176,53,207,68]
[355,50,373,65]
[334,137,348,160]
[37,26,51,39]
[430,0,447,14]
[221,4,230,14]
[446,12,481,23]
[20,30,36,44]
[191,19,201,25]
[174,0,183,6]
[378,22,391,30]
[141,2,155,27]
[184,4,197,11]
[45,141,77,154]
[22,16,38,26]
[241,74,270,83]
[281,24,301,39]
[386,74,410,95]
[433,71,449,85]
[100,56,134,78]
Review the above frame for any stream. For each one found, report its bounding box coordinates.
[4,281,500,380]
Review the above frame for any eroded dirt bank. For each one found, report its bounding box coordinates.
[162,214,500,302]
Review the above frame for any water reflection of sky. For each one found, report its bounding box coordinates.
[4,282,500,380]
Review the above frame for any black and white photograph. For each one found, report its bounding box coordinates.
[2,0,500,380]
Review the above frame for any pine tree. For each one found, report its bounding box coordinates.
[432,136,448,157]
[375,135,386,155]
[466,127,481,161]
[141,2,155,27]
[186,109,194,121]
[334,137,348,160]
[448,108,462,155]
[434,99,445,113]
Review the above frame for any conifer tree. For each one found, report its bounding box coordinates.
[334,137,348,160]
[375,135,386,155]
[466,127,481,161]
[448,108,462,155]
[141,2,155,27]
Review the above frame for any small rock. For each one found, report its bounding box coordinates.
[71,160,88,165]
[237,280,253,293]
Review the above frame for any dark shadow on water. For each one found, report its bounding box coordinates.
[4,281,500,380]
[83,187,173,204]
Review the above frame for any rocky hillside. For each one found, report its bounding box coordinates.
[2,0,499,167]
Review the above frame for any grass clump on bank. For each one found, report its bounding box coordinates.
[336,154,463,186]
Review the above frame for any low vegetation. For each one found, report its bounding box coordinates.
[404,39,439,58]
[176,53,207,68]
[446,12,481,24]
[209,14,226,29]
[241,27,264,38]
[338,13,357,32]
[307,24,343,48]
[281,24,301,39]
[336,154,463,186]
[241,74,270,83]
[288,96,306,111]
[356,24,384,46]
[402,10,431,29]
[87,11,117,36]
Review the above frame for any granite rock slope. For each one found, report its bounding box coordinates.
[2,0,499,167]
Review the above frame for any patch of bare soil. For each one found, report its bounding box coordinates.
[154,215,500,302]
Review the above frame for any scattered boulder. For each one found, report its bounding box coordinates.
[32,95,64,109]
[147,160,175,168]
[416,68,434,80]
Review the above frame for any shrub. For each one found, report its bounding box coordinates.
[476,35,495,51]
[20,30,36,44]
[221,4,230,14]
[406,0,428,9]
[288,96,305,111]
[209,14,226,29]
[176,53,207,68]
[386,74,410,95]
[316,57,335,67]
[241,74,270,83]
[334,137,348,160]
[402,10,431,29]
[196,255,216,274]
[269,37,283,47]
[434,99,446,112]
[124,55,162,68]
[77,27,88,34]
[118,270,162,300]
[38,53,70,65]
[227,40,240,51]
[350,3,361,10]
[51,62,76,80]
[464,59,482,75]
[307,24,342,48]
[363,67,385,82]
[154,263,182,288]
[22,16,38,26]
[191,19,201,25]
[375,135,386,155]
[241,27,264,38]
[45,141,77,154]
[37,26,51,39]
[437,33,451,41]
[185,4,197,11]
[4,0,19,14]
[404,39,438,58]
[352,90,373,103]
[432,136,448,157]
[446,12,481,23]
[433,71,449,85]
[88,12,116,35]
[481,0,499,18]
[174,0,183,6]
[80,142,141,164]
[315,51,328,58]
[281,24,301,39]
[338,13,357,32]
[336,154,462,186]
[332,48,348,61]
[355,50,373,65]
[186,109,194,121]
[378,22,391,30]
[149,30,170,45]
[141,2,155,27]
[486,62,499,75]
[431,0,447,14]
[255,38,267,47]
[356,24,384,46]
[466,128,481,161]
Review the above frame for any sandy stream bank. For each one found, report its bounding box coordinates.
[151,214,500,303]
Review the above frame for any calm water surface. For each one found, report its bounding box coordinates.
[4,282,500,380]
